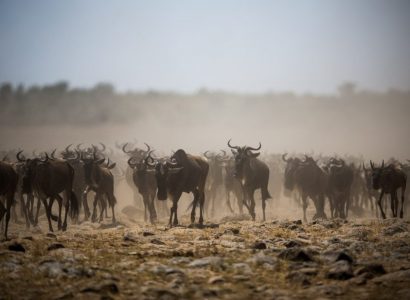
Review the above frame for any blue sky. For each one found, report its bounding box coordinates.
[1,0,409,93]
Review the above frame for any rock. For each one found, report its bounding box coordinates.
[232,263,253,274]
[326,260,353,280]
[246,253,276,266]
[278,248,313,262]
[322,250,354,264]
[38,260,65,278]
[151,238,166,245]
[372,269,410,284]
[123,231,138,242]
[253,241,267,249]
[286,271,311,286]
[8,242,25,252]
[383,223,408,236]
[355,263,386,278]
[81,281,119,294]
[47,243,65,251]
[293,220,303,225]
[46,233,57,238]
[284,240,302,248]
[208,275,225,284]
[188,256,224,268]
[142,231,155,236]
[141,286,178,300]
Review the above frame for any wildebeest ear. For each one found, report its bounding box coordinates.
[249,152,260,158]
[96,158,105,165]
[168,167,184,174]
[108,163,116,169]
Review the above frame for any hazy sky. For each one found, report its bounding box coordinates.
[1,0,409,93]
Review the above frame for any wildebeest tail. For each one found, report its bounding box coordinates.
[262,187,271,200]
[70,190,79,219]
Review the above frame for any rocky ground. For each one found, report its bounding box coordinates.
[1,212,410,300]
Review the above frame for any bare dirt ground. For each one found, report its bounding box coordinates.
[1,206,410,300]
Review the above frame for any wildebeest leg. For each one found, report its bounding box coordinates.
[3,193,14,240]
[191,190,199,224]
[377,190,386,219]
[62,190,70,231]
[91,194,98,223]
[391,191,397,218]
[142,194,149,222]
[149,194,157,224]
[169,192,182,227]
[20,195,30,229]
[54,195,63,230]
[98,195,106,223]
[262,197,266,222]
[34,197,41,225]
[302,194,308,223]
[345,191,351,219]
[42,198,54,232]
[82,186,91,221]
[400,186,406,218]
[226,190,234,214]
[0,199,7,239]
[109,194,117,224]
[249,190,256,221]
[199,190,205,225]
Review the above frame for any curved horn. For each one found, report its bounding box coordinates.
[99,142,106,152]
[381,160,385,168]
[144,143,151,152]
[122,142,132,154]
[50,149,57,159]
[145,150,156,167]
[370,160,375,170]
[16,150,25,162]
[39,152,49,163]
[76,143,83,151]
[127,157,138,168]
[64,144,73,154]
[227,139,240,150]
[282,153,289,162]
[72,150,80,160]
[246,142,261,151]
[203,151,212,159]
[362,162,368,171]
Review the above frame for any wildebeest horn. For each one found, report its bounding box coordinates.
[227,139,240,150]
[127,157,137,168]
[39,152,49,163]
[50,149,57,159]
[282,153,289,162]
[203,151,212,159]
[16,150,26,162]
[144,143,151,152]
[73,150,80,160]
[370,160,375,170]
[381,160,384,168]
[76,143,83,151]
[246,142,261,151]
[122,142,132,154]
[32,150,37,157]
[145,150,156,167]
[99,143,106,152]
[362,162,368,171]
[64,144,73,154]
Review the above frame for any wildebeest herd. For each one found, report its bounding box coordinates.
[0,140,408,239]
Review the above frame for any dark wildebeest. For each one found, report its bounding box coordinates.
[282,154,327,222]
[0,161,18,239]
[128,151,158,224]
[370,160,407,219]
[325,158,354,219]
[148,149,208,227]
[203,150,226,217]
[122,142,151,206]
[18,152,79,232]
[224,157,244,214]
[81,150,117,223]
[227,140,271,221]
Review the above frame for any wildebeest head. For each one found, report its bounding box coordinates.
[122,142,151,159]
[80,149,105,182]
[282,153,302,190]
[227,139,261,179]
[370,160,384,190]
[146,152,183,200]
[16,150,49,185]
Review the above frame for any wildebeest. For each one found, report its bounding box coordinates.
[81,149,117,223]
[370,160,407,218]
[148,149,208,227]
[0,160,18,239]
[282,154,327,222]
[17,151,79,232]
[128,151,158,224]
[228,140,271,221]
[203,150,226,217]
[325,158,354,219]
[224,156,244,214]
